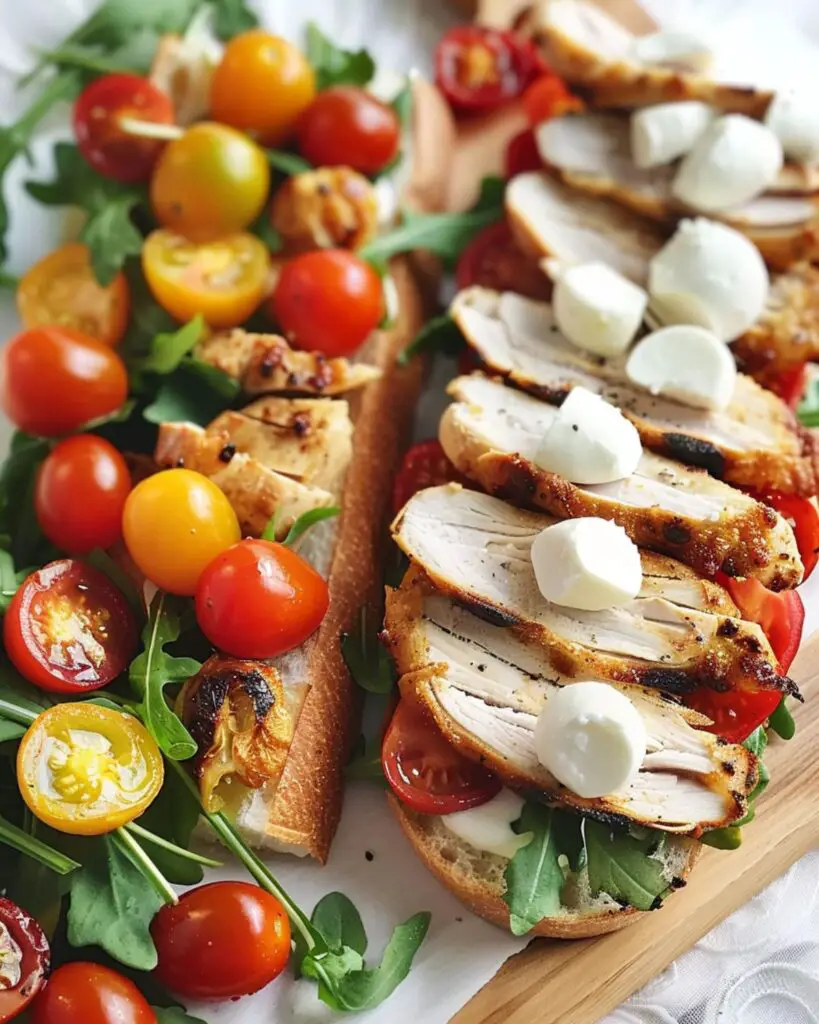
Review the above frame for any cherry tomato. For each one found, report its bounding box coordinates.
[4,560,137,694]
[392,439,467,515]
[30,962,155,1024]
[17,703,163,836]
[434,26,542,113]
[35,436,131,554]
[150,123,270,243]
[766,362,808,410]
[0,897,49,1023]
[504,128,541,178]
[721,574,805,675]
[152,881,290,1000]
[745,489,819,580]
[297,86,400,175]
[455,219,552,300]
[382,699,502,814]
[522,73,582,125]
[73,73,175,183]
[196,538,329,659]
[17,243,130,346]
[123,469,241,596]
[0,326,128,437]
[685,686,782,745]
[210,30,316,145]
[272,249,383,356]
[142,229,270,328]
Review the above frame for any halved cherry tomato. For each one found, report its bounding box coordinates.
[123,469,241,596]
[455,220,551,300]
[272,249,383,357]
[4,560,138,694]
[392,439,467,515]
[210,30,316,145]
[17,703,163,836]
[73,73,175,183]
[382,699,502,814]
[35,435,131,554]
[142,229,270,328]
[721,574,805,674]
[685,686,782,745]
[435,26,543,113]
[505,128,541,178]
[30,962,155,1024]
[16,243,130,346]
[766,362,807,411]
[0,897,49,1023]
[522,73,582,125]
[152,881,290,1001]
[297,86,400,175]
[745,489,819,580]
[150,123,270,242]
[0,326,128,437]
[195,538,329,659]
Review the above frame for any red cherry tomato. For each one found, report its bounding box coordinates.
[0,896,49,1023]
[196,538,329,659]
[455,220,552,300]
[766,363,807,410]
[152,881,291,1001]
[685,686,782,745]
[4,560,138,694]
[30,962,154,1024]
[297,86,400,175]
[434,26,543,113]
[35,435,131,554]
[721,574,805,674]
[382,699,502,814]
[73,73,175,183]
[392,439,468,515]
[271,249,383,357]
[0,326,128,437]
[521,73,582,125]
[745,489,819,580]
[505,128,541,178]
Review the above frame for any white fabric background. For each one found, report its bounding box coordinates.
[2,1,819,1022]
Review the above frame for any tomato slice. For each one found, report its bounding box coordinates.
[455,220,552,300]
[685,686,782,745]
[766,362,807,411]
[744,489,819,580]
[722,575,805,674]
[522,74,582,125]
[382,699,502,814]
[0,897,49,1024]
[505,128,542,178]
[3,560,138,694]
[434,26,543,113]
[392,439,468,515]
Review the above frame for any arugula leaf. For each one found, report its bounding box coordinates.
[212,0,259,39]
[345,731,386,783]
[359,176,505,270]
[283,506,341,546]
[128,593,200,760]
[769,696,796,740]
[153,1010,207,1024]
[0,433,51,566]
[139,316,207,376]
[584,820,668,912]
[342,606,395,694]
[67,833,163,969]
[82,193,144,284]
[0,269,18,288]
[502,802,560,935]
[374,83,413,180]
[131,766,207,885]
[397,314,465,365]
[312,892,368,956]
[143,358,240,426]
[305,22,376,90]
[0,659,49,728]
[120,264,179,371]
[267,150,313,176]
[744,724,768,758]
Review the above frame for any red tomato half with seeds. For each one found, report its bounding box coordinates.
[4,560,138,694]
[435,26,543,113]
[392,439,468,515]
[0,896,49,1024]
[30,962,154,1024]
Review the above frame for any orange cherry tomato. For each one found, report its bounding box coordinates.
[210,30,316,145]
[297,86,400,175]
[0,326,128,437]
[152,881,291,1001]
[195,538,329,659]
[17,243,130,346]
[271,249,383,356]
[123,469,241,596]
[142,229,270,328]
[35,435,131,554]
[150,122,270,242]
[30,962,156,1024]
[0,896,49,1023]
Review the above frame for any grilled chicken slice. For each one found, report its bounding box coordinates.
[451,287,818,496]
[384,573,756,834]
[441,373,802,588]
[392,485,795,698]
[196,329,381,396]
[155,421,335,537]
[507,172,819,376]
[208,398,353,497]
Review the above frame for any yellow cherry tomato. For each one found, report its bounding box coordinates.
[17,242,130,346]
[123,469,241,596]
[150,122,270,242]
[17,703,164,836]
[210,30,316,145]
[142,229,270,329]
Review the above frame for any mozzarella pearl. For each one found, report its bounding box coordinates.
[630,102,714,169]
[553,261,648,357]
[626,324,737,411]
[765,89,819,163]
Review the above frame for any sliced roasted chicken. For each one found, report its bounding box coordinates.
[441,373,802,588]
[384,574,756,834]
[451,287,818,496]
[196,329,381,396]
[155,421,335,537]
[393,485,795,698]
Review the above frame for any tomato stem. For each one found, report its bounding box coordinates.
[113,828,178,906]
[0,699,37,727]
[0,812,80,875]
[118,117,184,141]
[123,822,223,868]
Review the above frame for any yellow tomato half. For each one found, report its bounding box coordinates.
[17,242,130,346]
[123,469,241,596]
[142,229,271,329]
[17,704,164,836]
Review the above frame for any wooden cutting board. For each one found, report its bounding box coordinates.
[452,632,819,1024]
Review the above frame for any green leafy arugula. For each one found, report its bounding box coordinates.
[398,313,465,365]
[584,820,668,912]
[769,697,796,740]
[305,22,376,90]
[212,0,260,40]
[267,149,313,176]
[128,593,201,760]
[374,82,414,181]
[138,316,207,376]
[346,731,386,783]
[0,432,51,567]
[502,802,560,936]
[153,1009,207,1024]
[703,725,772,848]
[261,505,341,544]
[143,358,241,427]
[342,605,395,694]
[0,813,80,875]
[134,765,208,886]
